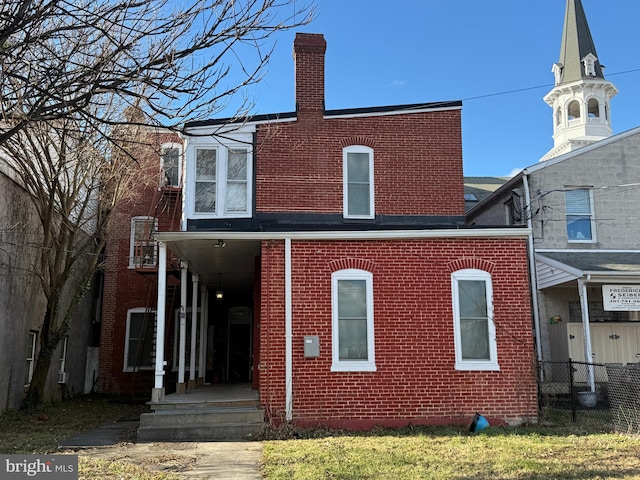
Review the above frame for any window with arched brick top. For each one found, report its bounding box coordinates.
[331,269,376,372]
[343,146,374,219]
[451,269,499,371]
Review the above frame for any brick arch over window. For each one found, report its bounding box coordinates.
[328,257,376,273]
[446,257,495,274]
[339,137,376,150]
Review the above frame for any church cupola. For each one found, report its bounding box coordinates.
[541,0,618,161]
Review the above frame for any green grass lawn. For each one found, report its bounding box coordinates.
[262,424,640,480]
[2,396,640,479]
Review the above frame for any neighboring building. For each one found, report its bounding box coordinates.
[99,32,538,429]
[467,0,640,391]
[0,161,97,412]
[464,177,510,212]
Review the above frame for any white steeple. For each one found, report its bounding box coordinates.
[541,0,618,161]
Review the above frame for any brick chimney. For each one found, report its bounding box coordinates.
[293,33,326,117]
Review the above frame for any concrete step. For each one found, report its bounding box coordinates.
[137,406,265,442]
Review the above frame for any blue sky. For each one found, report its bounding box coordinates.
[228,0,640,178]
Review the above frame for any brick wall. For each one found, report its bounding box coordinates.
[255,112,464,216]
[98,131,182,395]
[259,237,538,428]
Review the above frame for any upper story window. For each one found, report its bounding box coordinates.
[331,269,376,372]
[161,143,182,188]
[190,146,252,218]
[129,216,157,268]
[451,269,499,371]
[124,308,156,372]
[343,146,374,219]
[565,188,596,242]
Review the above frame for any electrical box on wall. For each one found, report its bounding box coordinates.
[304,336,320,358]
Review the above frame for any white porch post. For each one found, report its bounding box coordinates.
[285,238,293,421]
[578,277,596,391]
[189,274,199,389]
[177,261,188,394]
[152,241,167,403]
[198,286,208,385]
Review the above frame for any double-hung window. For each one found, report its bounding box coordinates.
[129,216,157,268]
[565,188,595,242]
[192,147,251,217]
[124,308,156,372]
[343,146,374,219]
[451,269,499,371]
[331,269,376,372]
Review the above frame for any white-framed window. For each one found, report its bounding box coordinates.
[565,188,596,242]
[172,308,200,370]
[123,308,156,372]
[451,269,499,371]
[25,331,37,386]
[161,143,182,188]
[331,269,376,372]
[191,146,252,217]
[129,216,158,268]
[343,146,374,219]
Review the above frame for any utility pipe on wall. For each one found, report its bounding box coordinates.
[285,238,293,421]
[522,172,543,365]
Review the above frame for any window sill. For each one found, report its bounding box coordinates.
[455,361,500,371]
[331,362,377,372]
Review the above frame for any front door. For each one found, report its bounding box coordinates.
[227,307,252,382]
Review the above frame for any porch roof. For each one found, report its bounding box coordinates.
[536,251,640,289]
[155,227,532,290]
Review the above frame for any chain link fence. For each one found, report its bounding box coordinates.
[538,360,640,434]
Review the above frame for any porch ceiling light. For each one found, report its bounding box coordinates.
[216,273,224,300]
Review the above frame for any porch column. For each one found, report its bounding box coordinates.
[177,261,188,394]
[198,286,208,385]
[152,241,167,403]
[578,277,596,391]
[189,273,199,390]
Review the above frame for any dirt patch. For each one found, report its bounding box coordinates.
[66,441,263,479]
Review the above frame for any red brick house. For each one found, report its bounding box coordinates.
[99,33,537,432]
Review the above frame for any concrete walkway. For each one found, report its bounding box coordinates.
[58,420,264,479]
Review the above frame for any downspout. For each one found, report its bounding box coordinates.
[152,241,167,403]
[285,238,293,421]
[522,172,543,363]
[578,276,596,391]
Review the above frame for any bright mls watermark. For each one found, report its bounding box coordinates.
[1,455,77,479]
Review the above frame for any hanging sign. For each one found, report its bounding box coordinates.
[603,285,640,311]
